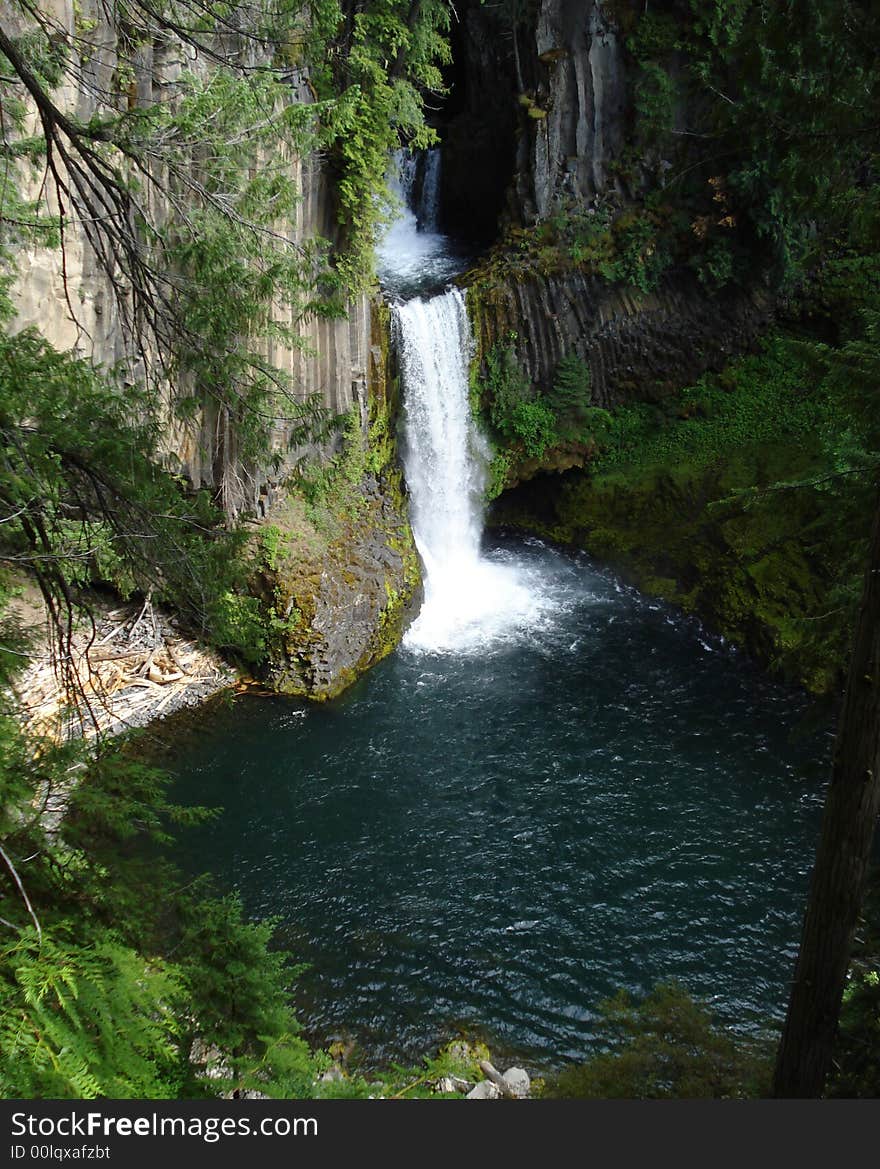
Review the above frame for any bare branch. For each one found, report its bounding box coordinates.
[0,841,42,942]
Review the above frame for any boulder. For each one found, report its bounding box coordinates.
[502,1067,531,1098]
[466,1080,501,1100]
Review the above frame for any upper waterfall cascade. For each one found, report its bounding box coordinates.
[376,149,468,300]
[382,152,556,653]
[396,147,442,232]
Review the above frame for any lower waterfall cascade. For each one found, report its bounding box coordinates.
[377,150,470,300]
[394,289,551,653]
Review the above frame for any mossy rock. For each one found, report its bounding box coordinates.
[490,442,867,695]
[246,388,421,700]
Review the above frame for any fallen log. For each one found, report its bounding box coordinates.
[478,1061,519,1100]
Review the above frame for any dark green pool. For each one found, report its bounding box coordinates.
[170,534,828,1064]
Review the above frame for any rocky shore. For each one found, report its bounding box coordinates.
[9,578,236,743]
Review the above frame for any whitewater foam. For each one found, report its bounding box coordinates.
[394,289,560,653]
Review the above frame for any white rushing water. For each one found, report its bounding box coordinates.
[376,150,466,299]
[396,289,556,652]
[379,148,561,653]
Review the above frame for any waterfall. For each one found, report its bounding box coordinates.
[394,149,419,211]
[396,289,487,575]
[418,148,441,232]
[395,289,546,652]
[376,150,463,299]
[392,147,441,231]
[381,148,555,651]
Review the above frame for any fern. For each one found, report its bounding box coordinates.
[1,931,181,1098]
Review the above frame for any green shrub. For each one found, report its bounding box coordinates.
[830,965,880,1098]
[483,342,558,457]
[829,877,880,1098]
[545,983,770,1099]
[591,335,839,477]
[509,398,557,457]
[549,353,596,439]
[601,210,671,292]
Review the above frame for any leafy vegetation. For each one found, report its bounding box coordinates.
[0,326,282,680]
[547,354,606,441]
[597,0,876,296]
[625,0,879,285]
[583,315,880,668]
[479,0,880,301]
[480,340,605,459]
[591,337,836,475]
[482,339,557,458]
[828,876,880,1098]
[476,340,609,496]
[309,0,453,289]
[545,983,770,1099]
[0,0,455,523]
[0,667,320,1098]
[0,0,454,669]
[0,8,344,518]
[0,3,447,1098]
[488,321,877,693]
[479,200,678,292]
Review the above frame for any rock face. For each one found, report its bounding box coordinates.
[457,0,772,414]
[516,0,630,221]
[255,311,421,702]
[8,0,372,518]
[440,3,520,241]
[441,1,635,235]
[467,269,772,410]
[261,471,421,702]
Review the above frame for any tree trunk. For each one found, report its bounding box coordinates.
[773,486,880,1097]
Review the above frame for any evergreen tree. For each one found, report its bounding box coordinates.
[772,324,880,1096]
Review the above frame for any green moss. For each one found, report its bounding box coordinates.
[493,443,868,694]
[248,324,420,702]
[486,330,874,694]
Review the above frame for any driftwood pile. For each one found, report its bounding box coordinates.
[16,594,236,741]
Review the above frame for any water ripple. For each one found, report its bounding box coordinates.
[172,535,829,1066]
